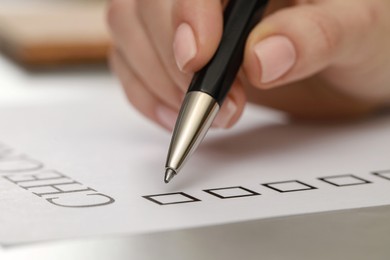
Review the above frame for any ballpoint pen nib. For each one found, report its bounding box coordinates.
[164,168,176,184]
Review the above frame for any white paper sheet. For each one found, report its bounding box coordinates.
[1,84,390,246]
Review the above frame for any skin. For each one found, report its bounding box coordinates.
[107,0,390,131]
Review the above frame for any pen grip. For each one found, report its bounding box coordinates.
[187,0,269,105]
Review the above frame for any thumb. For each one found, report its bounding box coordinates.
[172,0,223,72]
[243,1,377,88]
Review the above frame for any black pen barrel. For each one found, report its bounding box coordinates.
[187,0,269,106]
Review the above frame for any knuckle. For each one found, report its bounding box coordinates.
[106,0,136,31]
[361,0,381,28]
[303,8,342,56]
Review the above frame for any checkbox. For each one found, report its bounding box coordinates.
[318,174,371,187]
[262,180,317,193]
[143,192,200,205]
[203,186,260,199]
[372,170,390,181]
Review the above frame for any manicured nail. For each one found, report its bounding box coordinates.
[173,23,197,71]
[213,98,237,128]
[156,106,178,131]
[254,35,296,84]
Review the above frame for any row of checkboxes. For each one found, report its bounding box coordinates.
[143,170,390,206]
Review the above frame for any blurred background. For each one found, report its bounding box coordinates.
[0,0,110,67]
[0,0,118,114]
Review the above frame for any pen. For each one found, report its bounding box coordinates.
[164,0,269,183]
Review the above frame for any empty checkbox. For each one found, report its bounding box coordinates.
[203,186,260,199]
[262,180,317,193]
[372,170,390,181]
[318,174,371,187]
[143,192,200,205]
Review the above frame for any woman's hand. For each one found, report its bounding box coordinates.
[108,0,390,130]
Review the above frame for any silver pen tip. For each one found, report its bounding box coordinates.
[164,168,177,184]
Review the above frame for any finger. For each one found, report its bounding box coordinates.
[172,0,224,73]
[243,0,379,88]
[136,0,191,89]
[107,0,183,110]
[242,75,378,120]
[213,78,247,129]
[109,49,178,131]
[110,48,246,130]
[172,0,247,128]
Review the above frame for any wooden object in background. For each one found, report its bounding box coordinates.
[0,2,111,66]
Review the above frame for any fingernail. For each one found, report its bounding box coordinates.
[156,106,178,131]
[213,98,237,128]
[173,23,197,71]
[254,35,296,84]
